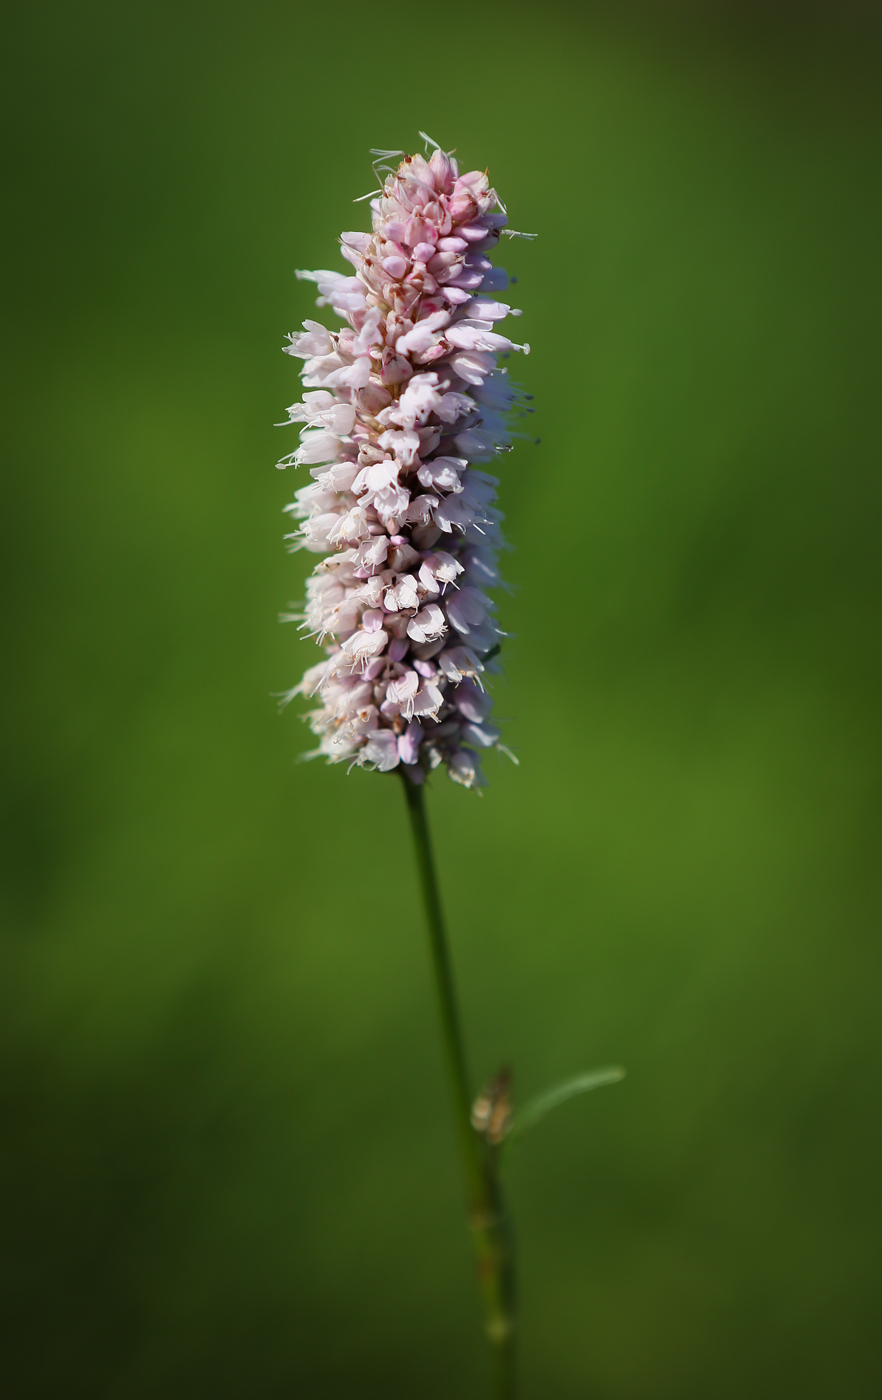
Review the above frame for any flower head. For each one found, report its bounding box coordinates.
[278,140,533,787]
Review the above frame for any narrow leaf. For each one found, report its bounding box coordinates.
[506,1067,625,1148]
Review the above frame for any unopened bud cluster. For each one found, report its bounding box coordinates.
[278,142,532,787]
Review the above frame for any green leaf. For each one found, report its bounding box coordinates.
[504,1067,625,1150]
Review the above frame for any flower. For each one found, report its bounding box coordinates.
[278,139,533,787]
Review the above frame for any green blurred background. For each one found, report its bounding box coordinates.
[3,2,881,1396]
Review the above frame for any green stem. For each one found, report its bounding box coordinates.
[400,774,516,1400]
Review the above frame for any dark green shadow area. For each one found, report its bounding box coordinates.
[2,3,881,1397]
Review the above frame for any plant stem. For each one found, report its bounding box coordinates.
[400,774,516,1399]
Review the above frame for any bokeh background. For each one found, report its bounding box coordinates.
[3,2,881,1396]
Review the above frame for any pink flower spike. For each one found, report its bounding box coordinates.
[278,140,533,787]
